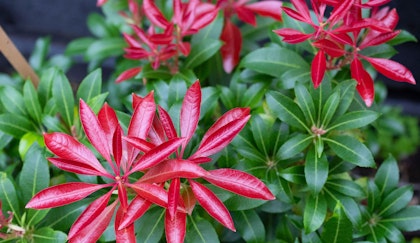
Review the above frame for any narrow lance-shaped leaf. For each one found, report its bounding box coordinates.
[295,83,316,125]
[52,69,74,127]
[304,193,327,233]
[320,91,340,128]
[350,58,374,107]
[23,81,43,124]
[311,50,326,88]
[374,155,399,196]
[180,81,201,155]
[364,56,415,84]
[165,210,187,243]
[321,203,353,243]
[118,196,152,230]
[168,178,181,221]
[115,206,136,243]
[383,206,420,232]
[220,19,242,73]
[128,91,155,139]
[327,110,379,131]
[378,185,413,217]
[158,105,178,140]
[305,148,328,194]
[128,182,169,208]
[0,172,21,217]
[231,210,265,243]
[76,68,102,102]
[185,39,223,69]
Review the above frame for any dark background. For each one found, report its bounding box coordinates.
[0,0,419,116]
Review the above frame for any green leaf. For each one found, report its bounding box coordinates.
[375,223,404,243]
[367,180,381,213]
[29,37,50,71]
[0,113,35,138]
[135,206,165,243]
[225,194,267,211]
[387,29,417,46]
[184,39,223,69]
[320,91,340,128]
[305,148,328,194]
[328,110,379,131]
[325,135,375,168]
[242,82,267,108]
[277,133,312,160]
[279,165,305,184]
[27,208,50,226]
[86,38,125,61]
[18,132,44,159]
[232,210,265,243]
[52,69,75,128]
[38,68,58,107]
[86,93,109,114]
[87,13,114,38]
[0,172,20,217]
[374,155,399,196]
[139,64,172,80]
[19,144,50,204]
[321,203,352,243]
[41,199,87,232]
[295,83,316,125]
[333,80,357,117]
[378,185,413,217]
[185,218,219,243]
[33,227,67,243]
[192,13,223,44]
[382,206,420,232]
[304,193,327,233]
[0,85,27,116]
[325,179,365,199]
[65,37,96,56]
[250,115,274,157]
[76,68,102,102]
[23,81,43,124]
[0,131,13,150]
[240,46,310,79]
[266,91,309,132]
[200,87,219,120]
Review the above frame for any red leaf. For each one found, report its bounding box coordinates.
[124,136,155,153]
[69,200,118,243]
[180,81,201,154]
[246,1,282,21]
[282,7,310,23]
[189,180,235,231]
[273,28,311,44]
[220,20,242,73]
[189,3,218,34]
[191,111,250,159]
[181,186,196,215]
[168,178,181,220]
[128,182,169,208]
[128,91,155,139]
[360,30,400,49]
[113,126,123,169]
[204,169,275,200]
[139,159,209,183]
[118,196,152,230]
[289,0,311,22]
[115,67,142,83]
[363,0,391,7]
[129,138,184,173]
[172,0,182,25]
[118,183,128,211]
[115,207,136,243]
[328,0,353,24]
[68,189,114,240]
[148,115,167,145]
[80,99,112,164]
[351,58,375,107]
[26,183,111,209]
[123,33,141,48]
[311,50,327,88]
[178,41,191,56]
[235,6,257,26]
[142,0,170,28]
[313,39,345,58]
[364,56,416,85]
[98,103,120,147]
[48,158,109,177]
[165,210,186,243]
[44,133,111,178]
[158,106,178,140]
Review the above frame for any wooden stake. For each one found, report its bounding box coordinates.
[0,26,39,87]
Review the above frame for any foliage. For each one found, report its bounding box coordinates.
[0,0,419,242]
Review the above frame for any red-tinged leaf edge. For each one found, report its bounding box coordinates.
[180,81,201,155]
[220,20,242,73]
[351,58,375,107]
[115,67,142,83]
[246,1,282,21]
[118,196,152,230]
[69,200,118,243]
[311,50,327,88]
[68,189,114,240]
[139,159,209,183]
[26,183,111,209]
[165,209,187,243]
[204,169,275,200]
[363,56,416,84]
[189,180,236,231]
[115,207,136,243]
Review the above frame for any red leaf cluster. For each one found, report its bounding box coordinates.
[26,81,274,243]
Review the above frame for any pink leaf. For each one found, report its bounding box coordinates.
[165,210,186,243]
[364,56,416,84]
[246,1,282,21]
[204,169,275,200]
[220,20,242,73]
[116,67,142,83]
[128,182,169,208]
[180,81,201,153]
[168,178,181,220]
[80,99,112,163]
[158,106,178,140]
[69,200,118,243]
[128,91,155,139]
[360,30,400,49]
[148,115,167,145]
[189,180,235,231]
[115,207,136,243]
[68,189,114,240]
[139,159,209,183]
[312,39,345,58]
[236,6,257,26]
[44,133,111,178]
[98,103,121,143]
[142,0,170,28]
[113,126,123,169]
[124,136,155,153]
[26,183,111,209]
[118,196,152,230]
[129,137,184,173]
[189,3,218,34]
[328,0,353,24]
[282,7,310,24]
[118,183,128,211]
[273,28,311,44]
[181,186,196,215]
[48,158,109,177]
[311,50,327,88]
[351,58,375,107]
[289,0,311,22]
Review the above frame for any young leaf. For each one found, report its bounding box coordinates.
[232,210,265,243]
[303,193,327,233]
[52,69,75,127]
[165,210,187,243]
[23,81,43,124]
[305,148,328,194]
[321,203,352,243]
[180,81,201,152]
[311,50,326,88]
[220,19,242,73]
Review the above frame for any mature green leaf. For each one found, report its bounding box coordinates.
[325,135,375,168]
[27,208,50,226]
[65,37,95,56]
[167,76,188,107]
[40,199,87,231]
[0,85,27,116]
[86,93,109,114]
[136,206,165,243]
[139,64,172,80]
[240,46,309,79]
[360,44,396,59]
[23,81,43,124]
[387,29,417,45]
[76,68,102,103]
[266,91,309,131]
[232,210,265,243]
[52,69,75,128]
[305,148,328,194]
[0,172,20,217]
[242,82,267,108]
[321,203,352,243]
[333,80,357,117]
[320,91,340,128]
[326,179,365,199]
[375,222,405,243]
[367,180,381,213]
[250,115,274,157]
[225,194,267,211]
[87,13,115,38]
[200,87,219,120]
[29,37,50,71]
[374,155,399,196]
[185,218,219,243]
[304,193,327,233]
[184,39,223,69]
[0,131,13,150]
[0,113,35,138]
[192,13,223,44]
[295,83,316,125]
[38,68,57,107]
[382,206,420,232]
[33,227,67,243]
[301,231,322,243]
[279,165,305,184]
[277,133,312,159]
[378,185,413,217]
[324,190,362,226]
[19,144,50,204]
[328,110,379,131]
[86,38,125,61]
